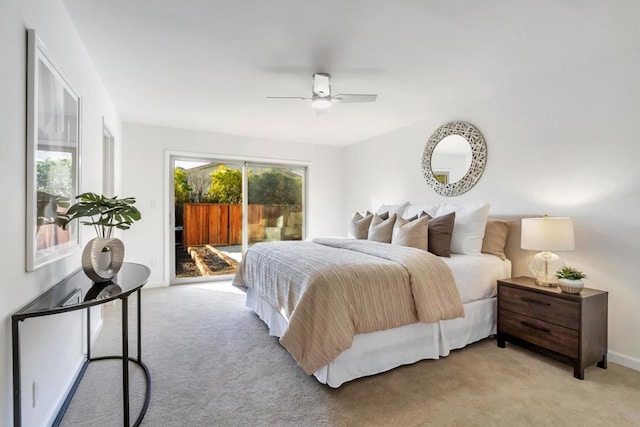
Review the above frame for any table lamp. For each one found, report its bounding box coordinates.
[521,216,575,286]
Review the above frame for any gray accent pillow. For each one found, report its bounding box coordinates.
[392,215,429,250]
[368,213,396,243]
[349,212,373,239]
[367,210,389,220]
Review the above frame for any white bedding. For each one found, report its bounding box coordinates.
[441,254,512,303]
[245,252,511,387]
[248,288,497,387]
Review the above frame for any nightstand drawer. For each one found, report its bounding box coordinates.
[500,286,579,330]
[499,309,578,358]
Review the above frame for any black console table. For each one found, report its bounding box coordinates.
[12,263,151,427]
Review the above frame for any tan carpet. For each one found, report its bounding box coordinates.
[61,283,640,426]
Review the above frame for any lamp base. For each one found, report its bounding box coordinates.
[534,278,558,287]
[529,251,563,287]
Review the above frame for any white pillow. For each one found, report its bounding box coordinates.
[376,201,410,217]
[403,203,440,219]
[436,203,490,255]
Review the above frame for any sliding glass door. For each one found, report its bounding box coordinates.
[171,157,306,283]
[246,164,305,247]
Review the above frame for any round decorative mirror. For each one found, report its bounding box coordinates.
[422,121,487,197]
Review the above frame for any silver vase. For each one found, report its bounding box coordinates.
[82,237,125,283]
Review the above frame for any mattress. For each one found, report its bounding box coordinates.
[245,254,511,387]
[440,253,512,303]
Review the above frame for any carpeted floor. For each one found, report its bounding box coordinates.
[61,282,640,426]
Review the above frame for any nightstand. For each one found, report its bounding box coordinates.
[497,276,608,379]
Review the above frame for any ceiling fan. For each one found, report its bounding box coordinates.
[267,73,377,110]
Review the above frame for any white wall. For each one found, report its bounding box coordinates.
[0,1,120,425]
[344,46,640,370]
[120,122,345,285]
[2,5,638,425]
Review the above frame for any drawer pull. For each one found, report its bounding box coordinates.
[521,321,550,334]
[520,296,551,306]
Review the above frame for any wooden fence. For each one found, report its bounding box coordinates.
[181,203,302,247]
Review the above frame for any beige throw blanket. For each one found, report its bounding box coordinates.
[233,238,464,374]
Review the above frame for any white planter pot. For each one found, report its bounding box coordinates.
[558,278,584,294]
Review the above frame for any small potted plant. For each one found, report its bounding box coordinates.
[555,266,587,294]
[60,192,141,282]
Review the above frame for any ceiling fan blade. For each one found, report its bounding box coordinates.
[312,73,331,97]
[266,96,311,101]
[332,94,377,103]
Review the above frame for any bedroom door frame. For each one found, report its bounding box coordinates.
[165,150,309,285]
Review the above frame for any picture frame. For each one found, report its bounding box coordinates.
[26,29,81,271]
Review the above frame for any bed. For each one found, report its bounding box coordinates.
[233,234,511,387]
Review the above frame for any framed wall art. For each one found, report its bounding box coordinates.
[26,29,81,271]
[433,171,449,185]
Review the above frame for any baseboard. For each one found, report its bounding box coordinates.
[44,308,104,426]
[608,350,640,372]
[49,356,89,427]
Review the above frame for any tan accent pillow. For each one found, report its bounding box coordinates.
[368,214,396,243]
[423,212,455,257]
[481,218,511,260]
[392,215,429,250]
[349,212,373,239]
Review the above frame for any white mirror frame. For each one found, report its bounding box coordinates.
[422,121,487,197]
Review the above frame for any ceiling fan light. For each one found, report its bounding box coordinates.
[311,97,331,110]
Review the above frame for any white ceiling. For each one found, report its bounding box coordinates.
[63,0,640,146]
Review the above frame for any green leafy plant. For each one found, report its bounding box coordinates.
[555,266,587,281]
[60,192,141,239]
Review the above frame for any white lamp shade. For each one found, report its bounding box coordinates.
[521,217,575,251]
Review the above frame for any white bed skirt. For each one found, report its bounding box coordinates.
[246,288,497,388]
